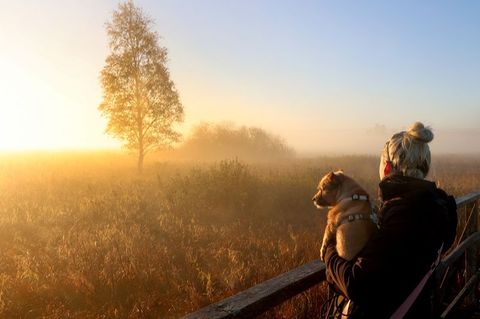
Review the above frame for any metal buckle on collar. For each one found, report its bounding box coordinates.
[336,211,380,229]
[352,194,369,201]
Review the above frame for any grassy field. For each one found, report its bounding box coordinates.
[0,152,478,318]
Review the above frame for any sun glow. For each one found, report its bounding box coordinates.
[0,59,76,150]
[0,57,120,151]
[0,61,48,150]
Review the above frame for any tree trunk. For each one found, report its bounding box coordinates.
[137,149,144,173]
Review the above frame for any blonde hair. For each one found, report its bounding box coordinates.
[382,122,434,179]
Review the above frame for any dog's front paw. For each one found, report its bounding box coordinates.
[320,243,327,261]
[320,241,330,261]
[320,229,335,261]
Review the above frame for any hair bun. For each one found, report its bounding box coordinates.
[406,122,434,143]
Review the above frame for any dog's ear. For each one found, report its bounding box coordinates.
[326,171,341,187]
[334,169,344,175]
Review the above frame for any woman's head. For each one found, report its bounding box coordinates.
[379,122,434,180]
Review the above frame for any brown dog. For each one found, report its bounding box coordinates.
[312,171,378,261]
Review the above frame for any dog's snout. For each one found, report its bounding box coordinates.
[313,189,329,208]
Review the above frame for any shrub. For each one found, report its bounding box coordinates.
[173,123,295,161]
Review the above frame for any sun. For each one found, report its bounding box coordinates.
[0,59,91,151]
[0,56,123,152]
[0,61,46,150]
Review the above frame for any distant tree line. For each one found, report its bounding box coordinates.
[174,123,295,161]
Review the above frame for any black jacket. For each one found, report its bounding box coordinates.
[324,175,457,318]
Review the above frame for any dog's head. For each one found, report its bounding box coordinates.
[312,170,344,209]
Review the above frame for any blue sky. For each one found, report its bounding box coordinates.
[0,1,479,153]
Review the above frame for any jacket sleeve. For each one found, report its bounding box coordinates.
[324,204,412,301]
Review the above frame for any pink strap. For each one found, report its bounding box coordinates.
[390,244,443,319]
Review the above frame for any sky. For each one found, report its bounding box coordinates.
[0,0,479,154]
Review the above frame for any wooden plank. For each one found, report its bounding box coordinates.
[456,192,480,208]
[440,271,480,318]
[182,260,326,319]
[438,232,480,273]
[434,193,480,316]
[465,200,479,307]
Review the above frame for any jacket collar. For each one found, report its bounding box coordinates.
[379,174,437,202]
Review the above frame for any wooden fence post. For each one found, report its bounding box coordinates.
[464,199,478,309]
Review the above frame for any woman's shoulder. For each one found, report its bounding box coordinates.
[378,185,453,222]
[380,179,455,210]
[378,183,457,247]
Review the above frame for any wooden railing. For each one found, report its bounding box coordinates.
[435,192,480,318]
[183,192,480,319]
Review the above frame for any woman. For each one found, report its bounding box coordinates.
[323,122,458,318]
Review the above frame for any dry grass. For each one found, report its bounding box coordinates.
[0,152,478,318]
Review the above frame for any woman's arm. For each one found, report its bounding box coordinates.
[324,204,413,300]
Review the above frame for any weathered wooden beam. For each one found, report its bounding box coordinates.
[437,232,480,273]
[465,200,479,308]
[440,271,480,319]
[434,192,480,316]
[456,192,480,208]
[436,192,480,273]
[182,260,326,319]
